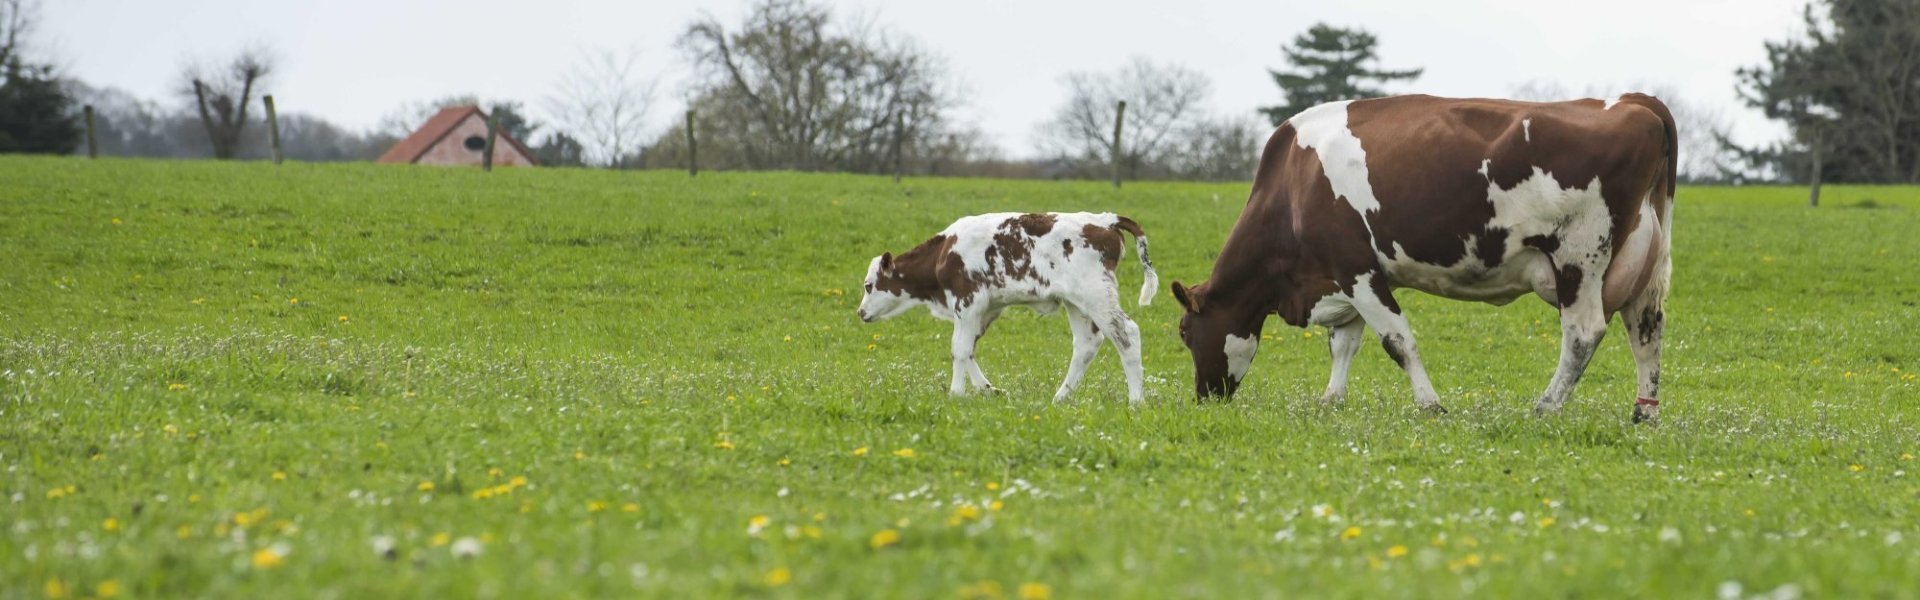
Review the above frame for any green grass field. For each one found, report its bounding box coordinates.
[3,156,1917,598]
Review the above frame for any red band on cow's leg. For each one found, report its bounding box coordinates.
[1635,397,1659,407]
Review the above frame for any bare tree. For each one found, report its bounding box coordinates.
[1036,57,1211,180]
[675,0,959,173]
[179,47,274,160]
[0,0,37,69]
[1165,113,1266,182]
[546,47,655,168]
[1509,80,1737,183]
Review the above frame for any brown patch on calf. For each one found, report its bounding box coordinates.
[877,234,958,304]
[1081,224,1124,270]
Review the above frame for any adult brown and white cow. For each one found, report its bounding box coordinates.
[858,212,1158,405]
[1171,94,1676,422]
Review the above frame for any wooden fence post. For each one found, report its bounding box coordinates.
[83,105,98,159]
[1110,100,1127,189]
[483,112,499,172]
[263,95,283,166]
[686,110,698,177]
[891,113,904,184]
[1808,136,1822,208]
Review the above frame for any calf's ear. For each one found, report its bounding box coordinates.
[1171,281,1202,314]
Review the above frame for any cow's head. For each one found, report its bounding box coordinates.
[1172,280,1265,399]
[857,252,915,323]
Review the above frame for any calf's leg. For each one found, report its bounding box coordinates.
[1321,319,1366,405]
[1052,305,1103,402]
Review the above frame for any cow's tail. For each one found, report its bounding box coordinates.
[1113,216,1158,306]
[1617,93,1678,210]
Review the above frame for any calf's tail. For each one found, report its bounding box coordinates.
[1113,216,1158,306]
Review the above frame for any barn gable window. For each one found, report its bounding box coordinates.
[463,135,486,151]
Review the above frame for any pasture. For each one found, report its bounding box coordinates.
[2,156,1917,598]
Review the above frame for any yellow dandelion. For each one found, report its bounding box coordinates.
[778,457,792,467]
[95,580,121,599]
[1849,464,1866,472]
[102,517,120,532]
[1341,526,1363,540]
[893,448,915,458]
[430,532,451,547]
[765,567,793,587]
[288,297,299,305]
[251,547,286,569]
[168,382,188,391]
[176,524,193,539]
[417,481,435,492]
[948,504,983,526]
[1902,453,1914,461]
[574,451,585,460]
[338,315,349,323]
[1018,582,1053,600]
[750,515,771,528]
[1743,508,1756,518]
[783,335,792,342]
[111,217,122,225]
[802,525,823,539]
[869,528,901,549]
[986,481,1001,491]
[45,577,68,599]
[588,501,609,513]
[714,439,736,450]
[488,467,505,479]
[989,500,1004,512]
[1538,517,1556,528]
[509,475,528,488]
[622,503,640,513]
[272,471,287,481]
[1387,544,1409,558]
[814,512,828,522]
[867,343,877,350]
[1463,553,1483,568]
[852,447,869,457]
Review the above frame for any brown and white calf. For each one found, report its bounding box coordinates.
[1171,94,1676,422]
[858,212,1158,405]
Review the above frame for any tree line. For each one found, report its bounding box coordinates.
[3,0,1917,184]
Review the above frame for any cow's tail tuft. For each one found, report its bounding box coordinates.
[1113,216,1158,306]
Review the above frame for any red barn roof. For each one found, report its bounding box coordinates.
[376,105,539,166]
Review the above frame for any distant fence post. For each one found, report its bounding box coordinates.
[83,105,98,159]
[891,112,904,184]
[1808,138,1822,208]
[483,112,499,172]
[263,95,283,166]
[686,109,698,177]
[1110,100,1127,189]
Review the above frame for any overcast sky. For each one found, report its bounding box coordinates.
[42,0,1811,157]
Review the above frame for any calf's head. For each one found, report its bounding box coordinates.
[1172,280,1264,399]
[857,252,916,323]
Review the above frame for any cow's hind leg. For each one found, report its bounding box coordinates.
[1619,260,1670,423]
[1349,274,1445,413]
[1533,256,1610,415]
[1052,305,1102,403]
[1320,319,1366,406]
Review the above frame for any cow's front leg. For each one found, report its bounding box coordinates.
[1534,264,1609,415]
[1053,306,1102,403]
[1350,275,1445,414]
[1320,319,1366,405]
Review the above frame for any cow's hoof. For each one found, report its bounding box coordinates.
[1420,404,1449,416]
[1631,406,1658,424]
[1318,393,1346,407]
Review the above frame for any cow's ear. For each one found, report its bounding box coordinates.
[1171,281,1202,314]
[879,252,894,273]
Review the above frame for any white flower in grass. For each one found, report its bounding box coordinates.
[371,535,397,560]
[1887,531,1904,546]
[1659,527,1682,543]
[451,537,483,559]
[1717,581,1743,600]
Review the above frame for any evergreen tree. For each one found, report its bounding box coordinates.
[1733,0,1920,183]
[0,58,79,154]
[1258,24,1423,125]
